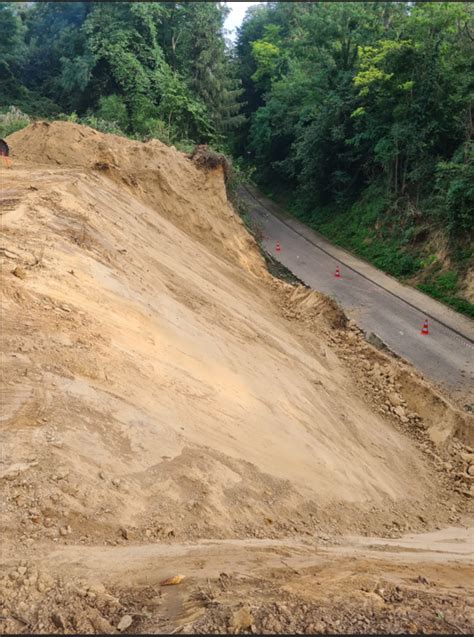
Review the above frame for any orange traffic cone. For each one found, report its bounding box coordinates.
[334,265,341,278]
[420,318,429,335]
[275,241,281,253]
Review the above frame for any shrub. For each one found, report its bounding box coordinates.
[435,143,474,235]
[80,115,124,136]
[96,95,129,131]
[0,106,31,138]
[417,282,474,319]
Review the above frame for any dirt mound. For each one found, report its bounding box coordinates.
[8,121,264,276]
[1,122,472,633]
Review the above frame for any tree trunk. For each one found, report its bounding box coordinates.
[401,157,408,194]
[394,144,399,196]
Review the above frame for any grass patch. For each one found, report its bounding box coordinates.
[0,106,31,138]
[417,272,474,318]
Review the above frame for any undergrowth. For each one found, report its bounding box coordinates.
[260,182,474,319]
[0,106,31,138]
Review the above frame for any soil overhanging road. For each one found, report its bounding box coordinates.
[239,185,474,404]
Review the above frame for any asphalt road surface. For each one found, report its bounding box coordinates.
[239,185,474,405]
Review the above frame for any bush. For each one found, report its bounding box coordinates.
[81,115,124,136]
[433,271,458,293]
[0,106,31,138]
[435,143,474,235]
[58,111,125,136]
[417,282,474,319]
[96,95,129,131]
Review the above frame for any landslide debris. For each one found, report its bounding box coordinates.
[1,121,472,634]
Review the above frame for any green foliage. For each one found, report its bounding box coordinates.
[0,2,24,67]
[0,105,31,138]
[417,283,474,319]
[96,95,129,131]
[434,142,474,235]
[0,2,243,146]
[162,2,245,140]
[225,157,256,209]
[56,111,125,136]
[295,186,422,278]
[235,1,474,316]
[433,271,458,294]
[251,40,282,88]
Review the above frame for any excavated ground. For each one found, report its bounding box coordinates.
[0,122,473,634]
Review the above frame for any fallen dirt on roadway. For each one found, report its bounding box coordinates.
[0,122,473,633]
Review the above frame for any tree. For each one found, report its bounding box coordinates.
[158,2,245,142]
[0,2,25,68]
[234,1,473,314]
[9,1,243,144]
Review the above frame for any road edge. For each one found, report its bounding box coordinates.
[242,184,474,345]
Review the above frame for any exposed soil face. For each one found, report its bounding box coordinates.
[1,122,473,633]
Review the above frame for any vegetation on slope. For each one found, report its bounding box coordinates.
[0,1,472,316]
[0,1,243,147]
[234,1,474,317]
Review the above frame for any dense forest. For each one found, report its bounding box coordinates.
[236,1,474,316]
[0,1,243,144]
[0,2,473,316]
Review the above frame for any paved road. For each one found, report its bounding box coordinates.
[239,185,474,404]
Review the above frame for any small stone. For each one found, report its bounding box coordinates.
[117,614,133,632]
[120,527,129,540]
[394,405,405,419]
[59,527,68,536]
[388,393,402,407]
[467,465,474,477]
[12,266,27,279]
[51,612,66,629]
[230,607,253,633]
[89,609,116,633]
[17,566,27,576]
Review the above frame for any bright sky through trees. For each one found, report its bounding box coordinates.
[224,2,261,40]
